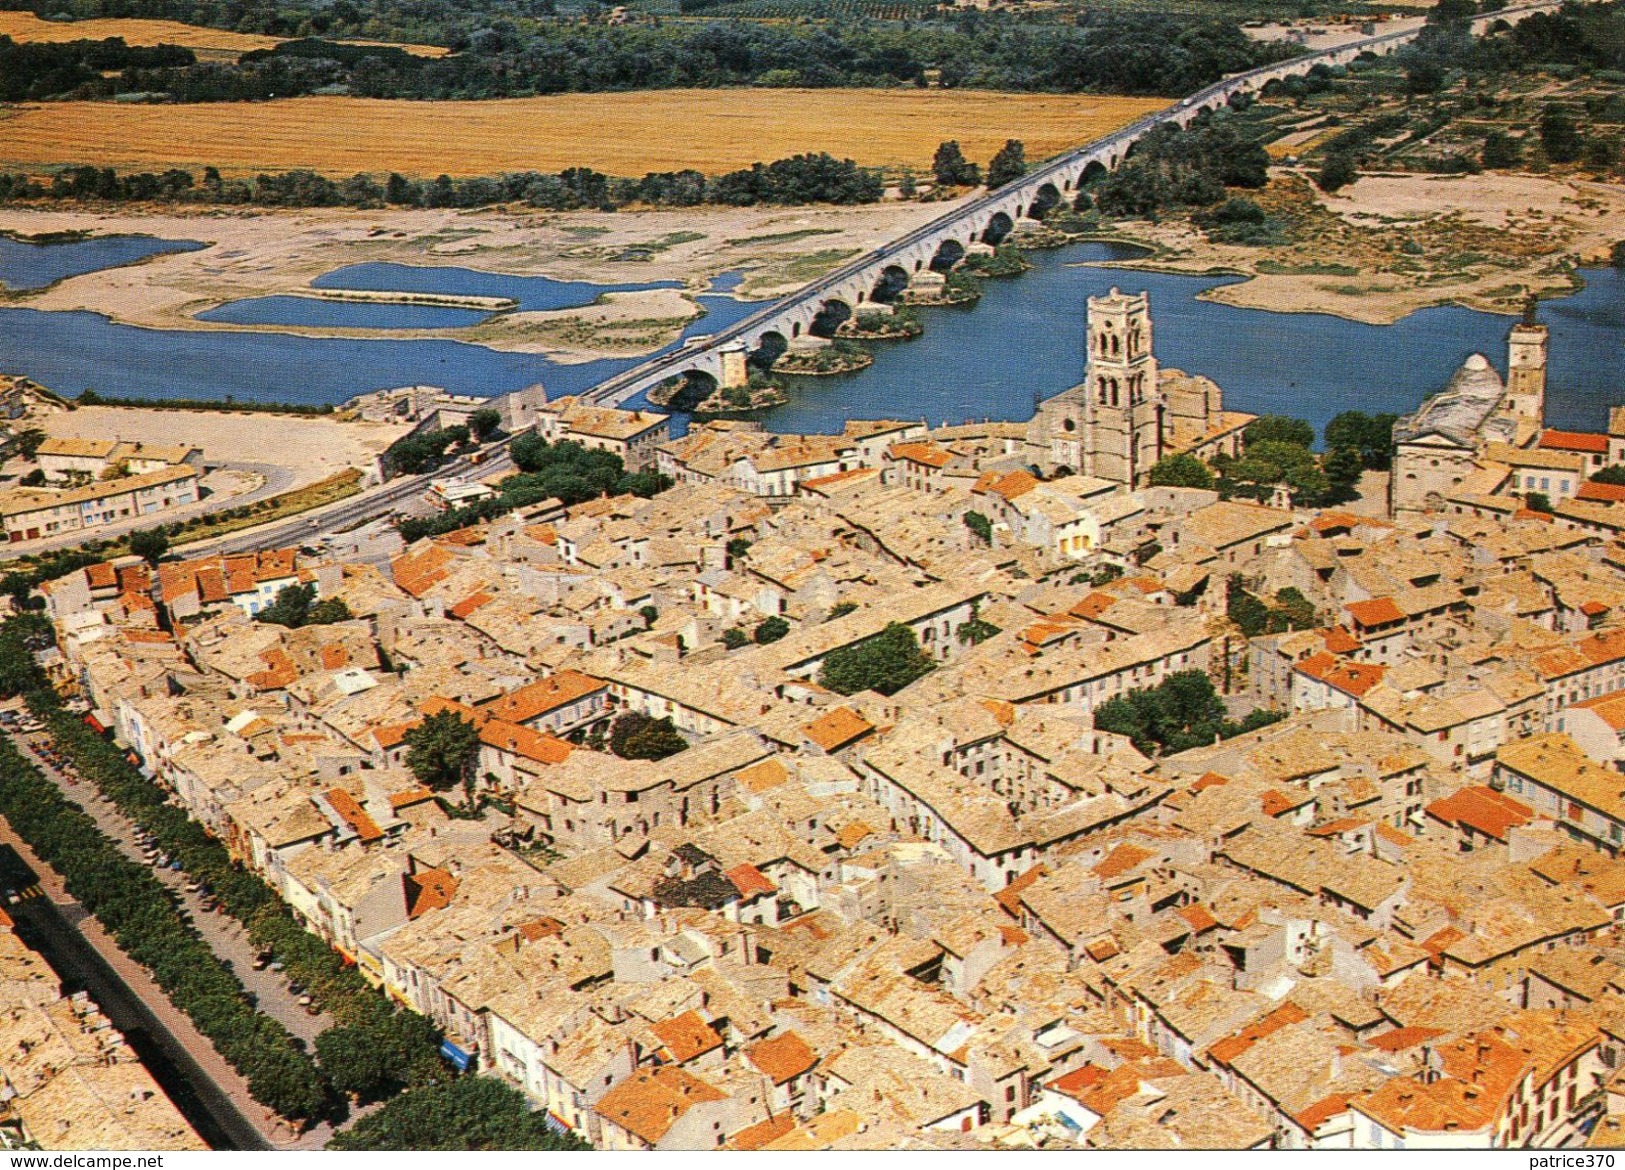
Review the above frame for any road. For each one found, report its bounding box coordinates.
[176,444,515,558]
[8,460,299,558]
[0,807,273,1150]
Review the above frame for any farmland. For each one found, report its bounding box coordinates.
[0,90,1166,178]
[0,12,448,56]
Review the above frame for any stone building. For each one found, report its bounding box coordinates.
[1389,323,1549,517]
[1028,288,1251,486]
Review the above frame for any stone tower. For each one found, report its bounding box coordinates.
[1505,321,1548,422]
[1083,287,1163,486]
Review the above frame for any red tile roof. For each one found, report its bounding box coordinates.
[650,1010,723,1064]
[745,1030,818,1085]
[1542,429,1609,454]
[324,787,384,843]
[1424,785,1533,842]
[725,862,777,901]
[1345,596,1406,628]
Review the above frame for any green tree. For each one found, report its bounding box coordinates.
[1272,586,1317,632]
[754,616,790,644]
[722,628,750,650]
[1324,411,1397,470]
[1316,151,1359,194]
[1481,129,1522,169]
[609,712,688,761]
[127,527,170,567]
[468,408,502,441]
[330,1077,591,1151]
[639,604,659,629]
[256,583,314,628]
[1323,445,1365,501]
[932,140,980,188]
[1227,575,1270,637]
[1245,415,1315,448]
[1591,465,1625,486]
[986,139,1027,189]
[1540,104,1583,164]
[819,622,935,696]
[403,709,481,794]
[1524,491,1553,513]
[1149,453,1215,490]
[963,510,993,544]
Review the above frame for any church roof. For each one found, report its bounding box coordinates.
[1392,354,1506,448]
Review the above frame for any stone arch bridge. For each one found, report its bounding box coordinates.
[573,1,1570,409]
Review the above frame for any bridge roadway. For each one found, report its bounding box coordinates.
[575,0,1572,409]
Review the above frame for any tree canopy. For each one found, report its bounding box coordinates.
[818,622,936,696]
[330,1076,590,1151]
[1149,453,1215,490]
[609,712,689,761]
[128,527,170,567]
[1092,668,1283,755]
[255,583,353,629]
[404,709,481,793]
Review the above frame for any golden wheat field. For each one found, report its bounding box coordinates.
[0,90,1167,178]
[0,12,448,56]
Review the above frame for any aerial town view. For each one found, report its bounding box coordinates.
[0,0,1620,1154]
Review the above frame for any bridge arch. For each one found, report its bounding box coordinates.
[981,211,1014,245]
[1028,182,1063,220]
[749,330,789,371]
[871,264,910,304]
[809,298,854,339]
[658,368,720,412]
[930,238,966,273]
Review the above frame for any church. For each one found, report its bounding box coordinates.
[1026,288,1254,486]
[1388,321,1553,517]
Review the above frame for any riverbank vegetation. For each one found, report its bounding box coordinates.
[0,152,883,211]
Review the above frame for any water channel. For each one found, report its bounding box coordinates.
[0,234,1620,438]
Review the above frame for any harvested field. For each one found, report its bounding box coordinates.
[0,12,447,56]
[0,90,1167,178]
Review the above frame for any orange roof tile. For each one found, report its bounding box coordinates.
[1294,1093,1353,1132]
[594,1067,725,1147]
[1208,1002,1310,1067]
[1093,843,1154,882]
[477,671,606,725]
[405,866,458,918]
[650,1010,723,1065]
[479,719,571,765]
[886,441,952,469]
[1424,785,1532,842]
[746,1030,818,1085]
[1176,903,1218,933]
[1366,1025,1444,1053]
[1542,429,1609,454]
[85,561,118,590]
[1578,480,1625,504]
[1345,597,1406,628]
[1296,651,1387,698]
[449,590,493,620]
[730,1113,796,1151]
[801,706,874,753]
[324,787,384,843]
[725,862,776,901]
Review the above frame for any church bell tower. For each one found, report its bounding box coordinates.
[1083,288,1163,486]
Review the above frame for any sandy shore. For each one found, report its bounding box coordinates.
[1091,171,1625,325]
[0,201,951,359]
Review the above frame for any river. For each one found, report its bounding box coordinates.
[0,235,1620,438]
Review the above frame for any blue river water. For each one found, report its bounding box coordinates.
[0,234,203,291]
[0,235,1619,439]
[714,244,1625,440]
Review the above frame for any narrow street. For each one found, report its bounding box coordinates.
[2,722,343,1149]
[11,724,335,1047]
